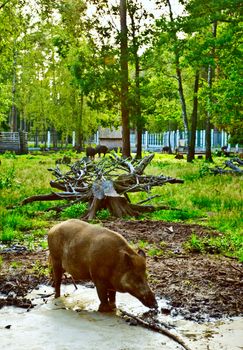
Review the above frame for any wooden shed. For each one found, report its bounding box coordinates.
[98,127,123,149]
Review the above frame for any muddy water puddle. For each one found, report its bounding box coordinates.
[0,284,242,350]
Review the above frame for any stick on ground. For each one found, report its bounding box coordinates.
[119,309,192,350]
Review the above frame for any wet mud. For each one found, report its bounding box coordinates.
[0,284,242,350]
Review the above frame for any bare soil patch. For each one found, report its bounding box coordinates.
[0,219,242,322]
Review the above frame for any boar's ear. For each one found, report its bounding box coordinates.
[137,249,146,259]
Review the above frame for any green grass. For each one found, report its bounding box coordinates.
[61,202,88,219]
[184,232,243,262]
[0,151,242,260]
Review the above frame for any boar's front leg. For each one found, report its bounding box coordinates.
[95,281,114,312]
[108,290,116,310]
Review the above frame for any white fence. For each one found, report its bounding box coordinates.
[130,130,229,151]
[0,129,231,153]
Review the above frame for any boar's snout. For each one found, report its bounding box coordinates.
[141,291,158,309]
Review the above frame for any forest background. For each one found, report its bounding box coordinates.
[0,0,242,161]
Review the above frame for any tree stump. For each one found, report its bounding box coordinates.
[21,153,184,219]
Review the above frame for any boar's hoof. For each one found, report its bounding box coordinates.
[98,303,116,313]
[109,302,117,310]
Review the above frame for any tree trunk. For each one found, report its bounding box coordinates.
[135,52,142,159]
[128,3,143,159]
[136,127,142,159]
[11,39,18,132]
[120,0,130,158]
[187,70,200,162]
[205,21,217,162]
[166,0,189,145]
[77,92,84,150]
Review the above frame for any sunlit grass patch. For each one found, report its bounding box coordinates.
[147,208,201,222]
[0,227,17,243]
[0,211,32,231]
[61,202,88,219]
[207,210,243,235]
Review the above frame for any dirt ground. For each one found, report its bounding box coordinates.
[0,219,242,322]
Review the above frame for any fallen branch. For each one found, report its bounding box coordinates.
[119,309,192,350]
[210,159,243,175]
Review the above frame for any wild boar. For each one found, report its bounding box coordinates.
[95,144,108,157]
[48,219,157,312]
[86,146,96,160]
[161,146,171,154]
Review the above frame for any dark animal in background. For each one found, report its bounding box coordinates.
[48,219,158,312]
[162,146,171,154]
[175,153,184,159]
[86,146,96,160]
[95,144,108,157]
[221,146,230,157]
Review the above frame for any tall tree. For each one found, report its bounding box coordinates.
[120,0,130,157]
[165,0,189,139]
[187,69,199,162]
[185,0,242,156]
[205,21,217,162]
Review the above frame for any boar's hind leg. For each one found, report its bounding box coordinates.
[95,281,114,312]
[52,260,63,298]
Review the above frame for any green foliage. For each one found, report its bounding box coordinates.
[147,247,164,257]
[61,202,87,219]
[96,209,110,220]
[184,234,204,253]
[31,260,49,277]
[149,209,200,222]
[0,228,16,243]
[185,232,243,261]
[10,261,23,269]
[198,163,211,178]
[2,151,17,159]
[0,166,16,189]
[137,240,164,257]
[0,212,32,232]
[138,240,149,249]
